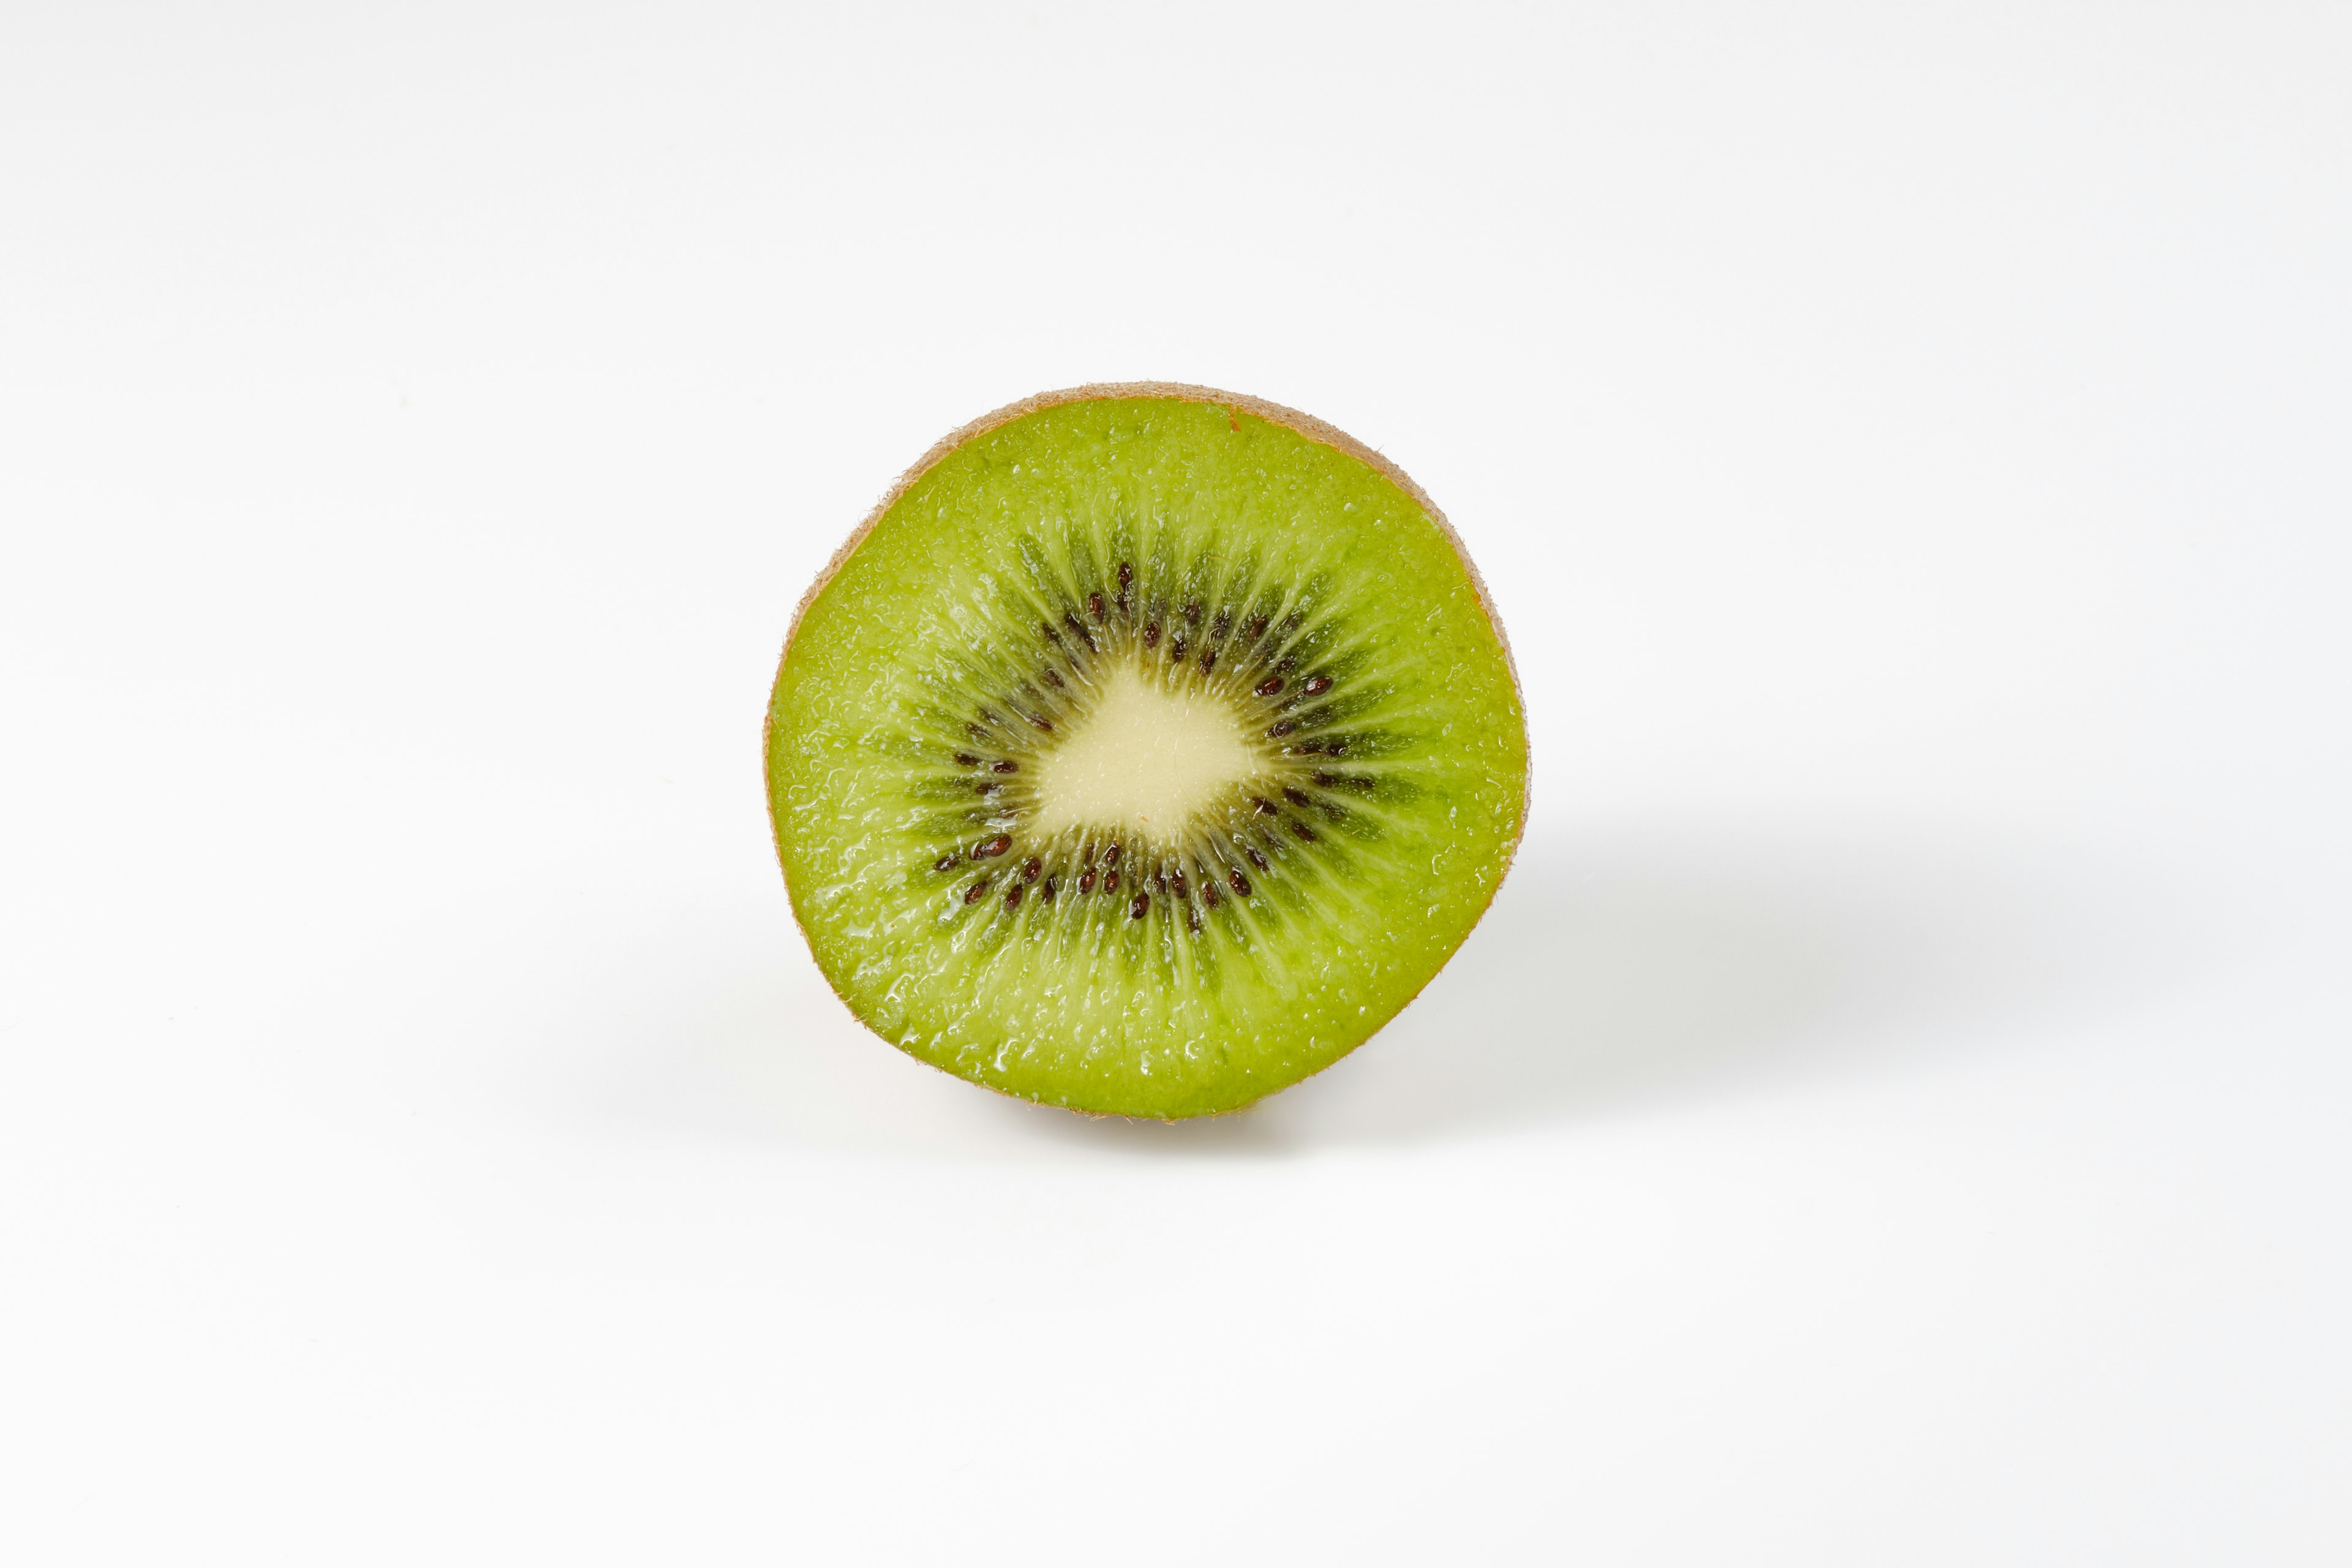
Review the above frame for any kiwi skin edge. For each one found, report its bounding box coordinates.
[763,383,1529,1121]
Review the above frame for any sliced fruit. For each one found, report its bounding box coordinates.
[765,383,1527,1118]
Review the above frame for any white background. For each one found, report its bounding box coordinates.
[3,4,2346,1562]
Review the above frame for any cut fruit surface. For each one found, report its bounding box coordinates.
[765,385,1528,1118]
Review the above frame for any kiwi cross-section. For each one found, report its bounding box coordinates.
[765,385,1528,1119]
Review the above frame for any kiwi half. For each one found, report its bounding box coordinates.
[765,385,1527,1119]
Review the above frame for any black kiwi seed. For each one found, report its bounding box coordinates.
[1041,876,1057,902]
[1079,869,1096,893]
[1211,609,1230,639]
[1303,674,1333,696]
[976,834,1012,858]
[1202,880,1221,908]
[954,752,979,767]
[1089,592,1105,621]
[1229,870,1252,897]
[1291,822,1317,842]
[1170,870,1188,897]
[964,880,990,904]
[1184,600,1201,625]
[992,760,1018,774]
[1021,857,1041,882]
[1250,796,1278,815]
[1267,719,1297,737]
[1104,870,1121,893]
[1144,622,1161,649]
[1103,844,1121,867]
[975,781,999,796]
[1245,847,1268,870]
[1005,885,1023,909]
[1255,676,1283,698]
[1281,786,1311,807]
[1030,714,1053,731]
[1199,649,1216,674]
[1129,893,1149,919]
[1063,610,1093,647]
[1043,668,1065,687]
[1118,563,1133,588]
[1245,615,1267,641]
[1170,636,1187,662]
[935,853,960,872]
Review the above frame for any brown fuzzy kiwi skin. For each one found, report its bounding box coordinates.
[762,383,1530,1121]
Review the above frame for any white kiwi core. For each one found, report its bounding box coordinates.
[1027,660,1267,841]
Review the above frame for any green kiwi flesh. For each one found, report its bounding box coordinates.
[765,385,1528,1118]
